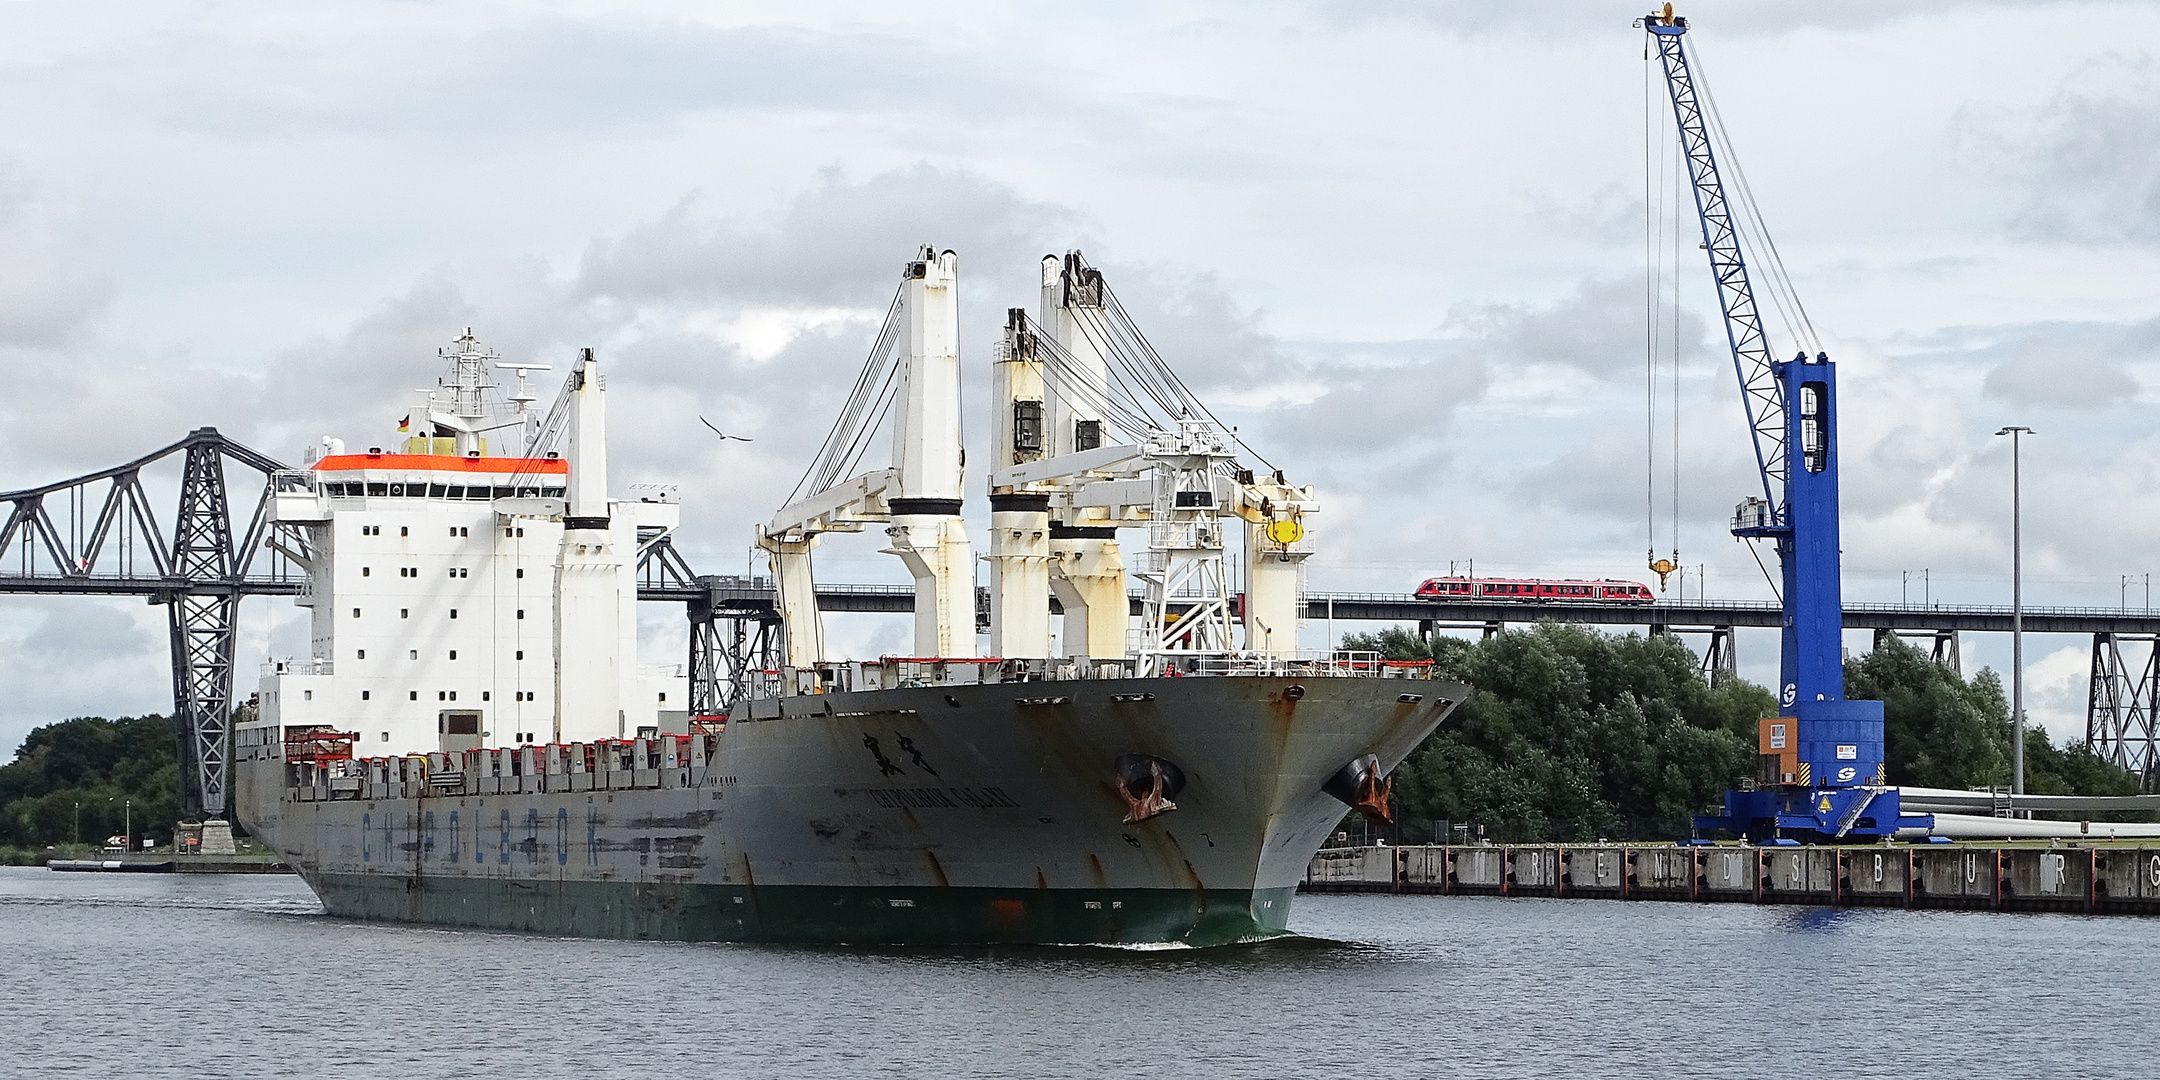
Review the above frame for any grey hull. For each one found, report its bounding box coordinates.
[238,675,1459,946]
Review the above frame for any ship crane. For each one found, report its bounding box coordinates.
[1640,7,1929,841]
[986,253,1316,674]
[760,247,975,675]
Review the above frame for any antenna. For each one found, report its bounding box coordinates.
[495,363,553,412]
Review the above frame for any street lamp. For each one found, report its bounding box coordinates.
[1996,426,2032,795]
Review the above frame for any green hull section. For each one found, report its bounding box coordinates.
[308,872,1295,947]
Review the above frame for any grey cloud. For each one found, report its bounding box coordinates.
[1983,346,2137,408]
[1962,318,2154,411]
[11,17,1050,141]
[578,165,1080,309]
[1323,1,2092,39]
[20,601,150,660]
[0,158,107,348]
[1979,54,2160,245]
[1445,274,1710,382]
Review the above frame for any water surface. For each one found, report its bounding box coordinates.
[3,867,2149,1077]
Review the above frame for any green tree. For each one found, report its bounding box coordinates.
[1844,636,2009,789]
[1351,622,1764,841]
[0,715,178,851]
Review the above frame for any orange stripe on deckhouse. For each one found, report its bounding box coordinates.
[312,453,570,475]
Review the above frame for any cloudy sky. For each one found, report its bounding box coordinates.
[4,0,2159,757]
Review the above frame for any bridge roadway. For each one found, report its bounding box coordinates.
[643,578,2160,636]
[12,573,2159,635]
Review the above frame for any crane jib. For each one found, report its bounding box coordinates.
[1646,19,1787,519]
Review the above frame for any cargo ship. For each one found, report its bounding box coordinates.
[233,250,1461,946]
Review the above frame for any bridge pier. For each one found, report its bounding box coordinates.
[2089,632,2160,792]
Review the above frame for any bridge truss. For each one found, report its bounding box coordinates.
[2089,633,2159,792]
[12,433,2160,820]
[0,428,300,818]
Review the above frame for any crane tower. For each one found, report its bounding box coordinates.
[1642,7,1928,842]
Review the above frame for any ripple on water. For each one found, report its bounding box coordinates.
[1,867,2150,1078]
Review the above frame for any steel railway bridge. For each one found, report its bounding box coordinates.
[6,429,2157,820]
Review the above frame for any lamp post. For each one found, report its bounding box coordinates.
[1996,426,2032,795]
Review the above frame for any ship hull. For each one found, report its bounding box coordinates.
[301,873,1296,946]
[238,675,1460,946]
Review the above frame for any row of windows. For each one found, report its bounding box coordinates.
[353,648,530,661]
[360,566,488,578]
[352,689,545,703]
[325,482,565,500]
[349,525,525,539]
[350,608,523,619]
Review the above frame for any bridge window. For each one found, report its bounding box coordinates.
[446,485,464,499]
[367,484,387,497]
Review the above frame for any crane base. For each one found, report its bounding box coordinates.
[1694,785,1933,844]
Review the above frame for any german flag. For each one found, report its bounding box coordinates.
[398,414,411,432]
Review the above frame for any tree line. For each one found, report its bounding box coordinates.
[1348,623,2143,843]
[0,714,178,862]
[0,626,2145,856]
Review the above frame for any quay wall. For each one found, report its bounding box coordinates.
[1302,843,2160,915]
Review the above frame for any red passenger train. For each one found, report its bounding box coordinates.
[1414,576,1657,603]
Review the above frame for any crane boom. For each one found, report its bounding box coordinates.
[1641,7,1929,842]
[1647,21,1785,513]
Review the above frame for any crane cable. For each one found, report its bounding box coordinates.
[1688,41,1820,358]
[1644,44,1681,593]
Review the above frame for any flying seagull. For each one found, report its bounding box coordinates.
[700,417,752,442]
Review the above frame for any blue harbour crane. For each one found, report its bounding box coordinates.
[1640,7,1930,842]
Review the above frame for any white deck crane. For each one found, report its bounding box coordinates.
[987,253,1316,672]
[760,248,975,672]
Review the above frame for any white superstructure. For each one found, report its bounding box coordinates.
[255,334,683,756]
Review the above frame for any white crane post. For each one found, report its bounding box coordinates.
[987,307,1053,659]
[1238,473,1315,658]
[553,348,627,740]
[1040,253,1130,661]
[759,528,824,669]
[886,248,975,658]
